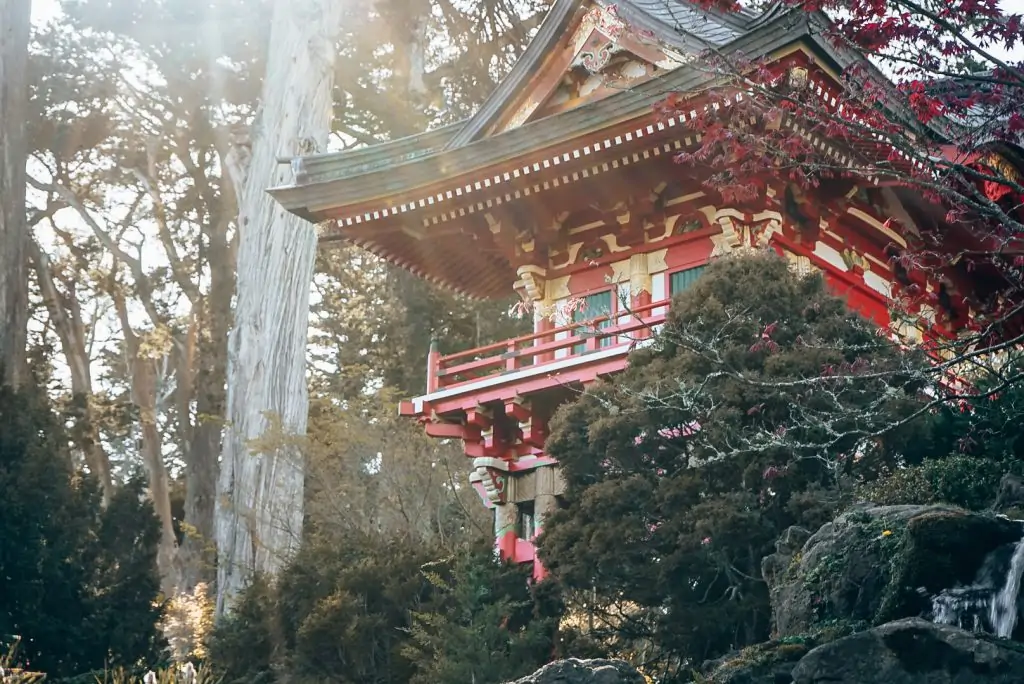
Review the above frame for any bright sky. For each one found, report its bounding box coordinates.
[32,0,59,23]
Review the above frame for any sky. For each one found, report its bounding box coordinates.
[32,0,59,23]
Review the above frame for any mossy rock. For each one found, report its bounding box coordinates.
[876,509,1024,622]
[704,640,811,684]
[765,504,1023,636]
[704,622,863,684]
[791,618,1024,684]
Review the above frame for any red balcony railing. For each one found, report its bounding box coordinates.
[425,298,671,393]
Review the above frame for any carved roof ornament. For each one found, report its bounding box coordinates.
[787,66,810,90]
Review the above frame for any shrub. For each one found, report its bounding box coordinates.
[857,455,1022,510]
[0,382,163,678]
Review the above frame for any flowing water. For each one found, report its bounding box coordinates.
[932,532,1024,638]
[990,538,1024,637]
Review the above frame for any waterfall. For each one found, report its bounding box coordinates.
[932,532,1024,639]
[991,538,1024,637]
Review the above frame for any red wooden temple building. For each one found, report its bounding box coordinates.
[271,0,1024,579]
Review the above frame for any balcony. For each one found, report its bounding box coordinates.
[399,298,669,420]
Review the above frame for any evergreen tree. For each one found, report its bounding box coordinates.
[405,544,557,684]
[206,576,276,684]
[537,252,942,675]
[0,380,163,678]
[208,531,433,684]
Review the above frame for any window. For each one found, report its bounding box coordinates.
[571,289,614,353]
[669,264,707,295]
[516,501,535,540]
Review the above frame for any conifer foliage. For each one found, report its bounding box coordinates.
[0,379,163,678]
[207,536,557,684]
[405,544,558,684]
[537,253,945,675]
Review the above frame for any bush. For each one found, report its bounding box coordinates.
[207,536,559,684]
[0,382,163,678]
[404,544,558,684]
[538,253,938,673]
[857,455,1022,510]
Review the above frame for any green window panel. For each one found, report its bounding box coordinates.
[572,290,614,353]
[669,265,707,295]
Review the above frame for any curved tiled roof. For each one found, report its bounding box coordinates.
[447,0,775,148]
[270,8,815,220]
[282,0,790,193]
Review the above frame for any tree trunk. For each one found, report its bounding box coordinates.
[28,238,114,502]
[114,292,181,595]
[0,0,30,386]
[214,0,343,615]
[135,359,180,595]
[179,203,235,591]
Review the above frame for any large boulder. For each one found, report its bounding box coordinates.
[993,474,1024,517]
[791,618,1024,683]
[762,504,1022,636]
[505,659,645,684]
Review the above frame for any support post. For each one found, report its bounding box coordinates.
[495,502,517,562]
[532,465,562,581]
[426,336,440,393]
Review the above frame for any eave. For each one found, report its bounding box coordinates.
[268,9,817,223]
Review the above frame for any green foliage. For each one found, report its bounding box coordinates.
[856,362,1024,510]
[703,618,863,683]
[208,537,558,684]
[209,533,432,683]
[0,382,164,678]
[857,455,1021,510]
[206,576,276,684]
[404,545,557,684]
[538,253,939,674]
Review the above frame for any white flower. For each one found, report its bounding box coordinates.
[143,671,158,684]
[180,662,197,684]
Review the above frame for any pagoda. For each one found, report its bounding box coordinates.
[270,0,1021,579]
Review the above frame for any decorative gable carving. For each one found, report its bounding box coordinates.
[495,3,690,134]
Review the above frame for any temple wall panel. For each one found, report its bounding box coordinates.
[566,264,614,294]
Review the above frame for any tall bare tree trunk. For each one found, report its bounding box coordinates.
[0,0,30,386]
[114,292,181,595]
[28,238,114,502]
[214,0,343,616]
[180,200,235,591]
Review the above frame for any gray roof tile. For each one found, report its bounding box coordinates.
[280,0,788,190]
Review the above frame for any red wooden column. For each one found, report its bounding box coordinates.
[632,288,652,340]
[535,315,554,363]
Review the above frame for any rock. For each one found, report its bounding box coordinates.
[791,618,1024,683]
[992,473,1024,515]
[761,526,811,588]
[703,639,812,684]
[505,658,645,684]
[703,622,864,684]
[764,504,1022,636]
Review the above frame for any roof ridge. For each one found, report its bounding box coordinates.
[446,0,762,150]
[444,0,585,150]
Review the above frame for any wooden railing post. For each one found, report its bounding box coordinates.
[505,339,518,372]
[426,337,440,393]
[536,316,554,363]
[585,322,599,352]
